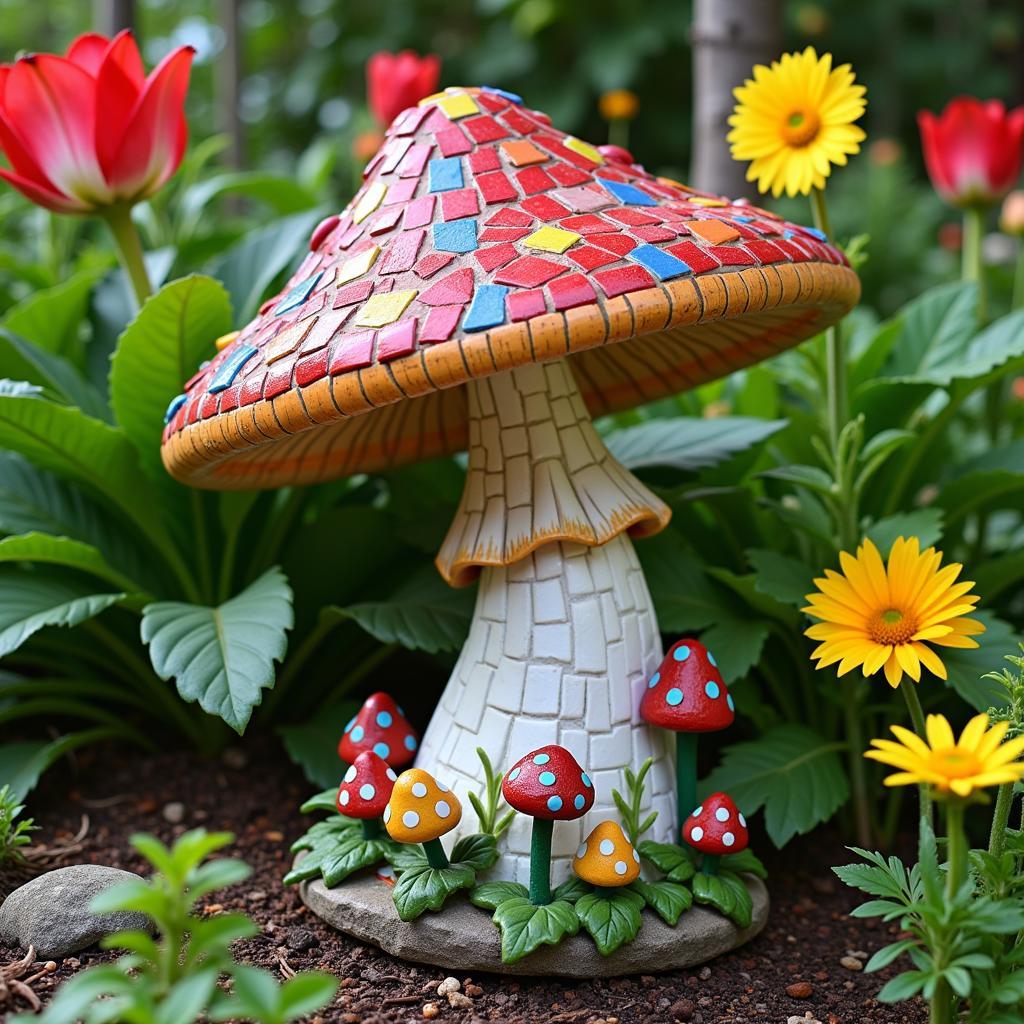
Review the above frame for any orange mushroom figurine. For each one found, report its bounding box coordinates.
[384,767,462,868]
[573,821,641,887]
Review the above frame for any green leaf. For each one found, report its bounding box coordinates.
[284,817,360,885]
[938,470,1024,526]
[629,879,692,925]
[180,172,318,228]
[692,871,753,928]
[2,268,101,357]
[0,532,145,595]
[141,567,293,733]
[321,836,393,888]
[747,549,815,607]
[0,569,123,656]
[637,840,697,883]
[299,789,341,815]
[720,847,768,879]
[110,275,233,481]
[336,565,473,654]
[551,876,592,903]
[701,725,849,847]
[279,700,357,789]
[574,888,644,955]
[943,613,1020,711]
[492,897,580,963]
[760,464,834,494]
[391,862,475,922]
[470,881,529,910]
[0,729,124,801]
[212,209,326,323]
[386,843,430,872]
[603,417,786,471]
[876,970,928,1002]
[451,832,499,872]
[866,508,944,554]
[277,971,339,1020]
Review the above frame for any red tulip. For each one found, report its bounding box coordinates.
[0,30,194,214]
[918,97,1024,208]
[366,50,440,129]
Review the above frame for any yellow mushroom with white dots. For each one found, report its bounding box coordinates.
[573,820,641,887]
[384,767,462,868]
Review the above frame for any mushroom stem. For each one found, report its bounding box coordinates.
[422,838,450,869]
[701,853,720,876]
[675,732,699,825]
[361,818,383,841]
[529,818,554,905]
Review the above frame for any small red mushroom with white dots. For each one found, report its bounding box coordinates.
[338,692,419,768]
[336,751,398,840]
[683,792,748,873]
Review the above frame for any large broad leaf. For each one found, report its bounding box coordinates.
[0,731,124,801]
[491,897,580,964]
[0,569,124,657]
[141,567,294,733]
[110,275,232,480]
[179,172,318,231]
[0,533,145,596]
[866,509,944,554]
[943,612,1019,711]
[279,700,357,789]
[603,417,787,472]
[212,209,326,324]
[574,888,645,955]
[747,549,815,607]
[336,565,474,654]
[0,452,154,588]
[701,724,850,847]
[2,267,101,358]
[938,470,1024,528]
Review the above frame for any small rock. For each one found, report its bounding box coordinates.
[422,1002,439,1019]
[437,977,461,997]
[786,982,813,999]
[840,955,863,971]
[465,983,482,997]
[286,927,318,952]
[669,996,695,1020]
[448,992,473,1009]
[699,966,712,981]
[162,801,185,824]
[0,865,152,958]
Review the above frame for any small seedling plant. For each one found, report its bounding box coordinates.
[0,785,37,869]
[15,829,337,1024]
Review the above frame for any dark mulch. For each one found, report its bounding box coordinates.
[2,738,925,1024]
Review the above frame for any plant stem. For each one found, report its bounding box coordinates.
[361,818,383,841]
[675,732,698,828]
[901,681,932,829]
[101,203,152,309]
[1013,240,1024,311]
[843,677,872,847]
[422,837,449,869]
[811,187,847,450]
[529,818,553,905]
[702,853,719,876]
[945,799,968,897]
[988,782,1015,859]
[961,205,985,315]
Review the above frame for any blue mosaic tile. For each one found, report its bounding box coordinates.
[462,284,509,332]
[433,219,479,253]
[804,226,827,241]
[629,243,691,280]
[733,214,754,222]
[208,345,258,393]
[164,393,187,423]
[273,271,323,316]
[428,157,465,193]
[597,178,658,206]
[482,86,523,104]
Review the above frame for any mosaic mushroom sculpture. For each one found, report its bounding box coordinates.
[161,86,859,883]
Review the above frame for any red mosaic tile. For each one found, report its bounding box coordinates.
[521,195,571,221]
[506,288,547,322]
[593,265,657,298]
[368,207,403,235]
[329,331,376,373]
[774,238,812,262]
[396,142,432,178]
[333,280,375,308]
[414,252,455,278]
[548,162,590,187]
[419,305,462,343]
[402,195,436,230]
[501,108,539,136]
[379,228,425,274]
[745,239,787,263]
[435,125,472,157]
[493,255,566,288]
[218,384,241,413]
[239,371,266,407]
[295,347,331,387]
[485,208,532,227]
[605,208,661,227]
[199,392,218,419]
[382,178,418,205]
[707,244,756,266]
[631,224,676,242]
[475,243,519,273]
[549,272,597,311]
[589,233,637,256]
[419,268,475,306]
[264,364,293,400]
[567,244,620,271]
[516,166,556,195]
[477,171,518,204]
[666,240,720,274]
[468,147,501,173]
[441,188,481,221]
[559,214,612,234]
[377,318,418,362]
[463,114,509,143]
[476,92,509,114]
[478,226,531,242]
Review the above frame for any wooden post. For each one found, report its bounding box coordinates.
[217,0,245,170]
[92,0,135,35]
[690,0,781,199]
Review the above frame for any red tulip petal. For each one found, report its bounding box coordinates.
[0,65,54,189]
[3,55,110,206]
[110,46,193,198]
[95,33,147,183]
[66,33,111,75]
[0,166,86,212]
[104,30,145,88]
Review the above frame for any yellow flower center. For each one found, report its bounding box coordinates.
[928,746,982,782]
[781,108,821,147]
[868,607,918,646]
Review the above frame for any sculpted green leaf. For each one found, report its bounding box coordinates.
[629,879,692,926]
[692,871,753,928]
[450,833,499,872]
[574,889,644,955]
[320,837,394,888]
[392,863,475,922]
[141,567,293,733]
[721,848,768,879]
[299,789,343,815]
[386,844,429,872]
[492,897,580,964]
[470,881,529,910]
[551,876,592,903]
[638,840,697,883]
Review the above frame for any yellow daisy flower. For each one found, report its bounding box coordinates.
[866,713,1024,798]
[727,46,867,198]
[803,536,985,687]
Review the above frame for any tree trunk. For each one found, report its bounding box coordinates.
[217,0,245,170]
[92,0,135,35]
[690,0,782,200]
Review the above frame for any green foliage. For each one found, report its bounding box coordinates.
[611,756,658,846]
[691,871,754,929]
[490,897,580,963]
[629,878,692,926]
[637,840,697,884]
[14,829,336,1024]
[391,862,476,922]
[574,887,645,956]
[0,784,36,865]
[467,747,515,838]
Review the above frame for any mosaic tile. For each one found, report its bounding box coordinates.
[382,178,418,205]
[397,143,432,179]
[352,181,387,223]
[629,243,691,281]
[435,125,472,157]
[402,195,436,230]
[462,284,509,332]
[368,206,403,235]
[588,233,636,256]
[567,244,620,271]
[433,219,479,253]
[521,195,571,221]
[379,229,425,274]
[377,318,418,361]
[556,185,612,212]
[523,226,580,253]
[548,163,590,187]
[414,252,455,278]
[745,239,787,263]
[506,288,547,322]
[593,265,656,298]
[440,188,480,221]
[563,136,604,165]
[333,279,375,307]
[477,171,518,204]
[685,219,740,244]
[500,108,538,136]
[548,273,597,311]
[436,92,479,119]
[272,272,322,316]
[419,268,475,306]
[560,214,612,234]
[516,166,556,195]
[501,141,546,167]
[354,289,417,328]
[428,157,465,193]
[486,208,532,227]
[329,330,376,373]
[665,240,720,274]
[599,178,658,206]
[419,305,462,343]
[478,226,531,242]
[295,347,331,387]
[468,147,501,173]
[707,245,755,266]
[493,256,566,288]
[475,242,519,273]
[463,114,509,143]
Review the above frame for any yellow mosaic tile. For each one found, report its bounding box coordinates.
[337,245,381,285]
[214,330,240,352]
[264,320,309,364]
[354,290,417,328]
[418,91,447,105]
[564,137,605,165]
[352,181,387,224]
[523,226,581,254]
[437,93,479,120]
[690,197,728,208]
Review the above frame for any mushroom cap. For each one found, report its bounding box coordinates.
[383,767,462,843]
[682,792,749,856]
[639,638,734,733]
[336,751,397,819]
[161,86,860,491]
[338,691,419,767]
[573,820,641,886]
[501,745,594,820]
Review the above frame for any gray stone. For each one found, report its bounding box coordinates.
[300,869,769,978]
[0,865,152,958]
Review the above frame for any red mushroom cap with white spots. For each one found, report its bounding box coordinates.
[682,792,748,856]
[501,745,595,821]
[639,638,734,733]
[336,751,398,819]
[338,691,419,767]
